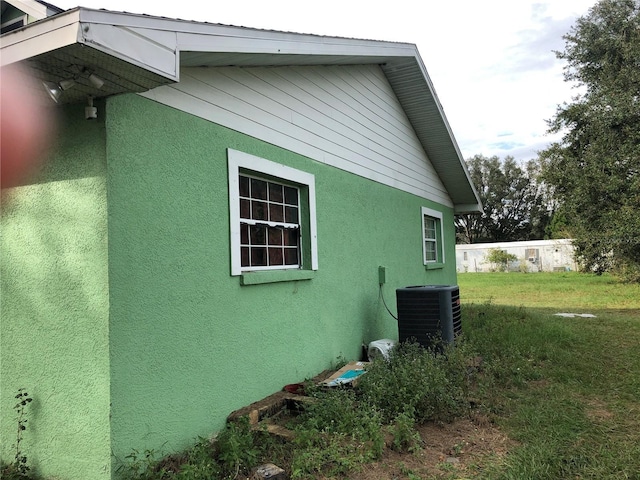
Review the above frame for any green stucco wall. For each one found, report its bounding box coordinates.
[0,104,111,479]
[106,94,458,470]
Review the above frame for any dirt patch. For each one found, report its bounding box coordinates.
[232,395,517,479]
[337,413,516,480]
[584,398,614,422]
[227,369,518,479]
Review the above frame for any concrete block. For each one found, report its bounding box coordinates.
[251,463,288,480]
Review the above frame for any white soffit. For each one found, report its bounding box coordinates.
[1,9,180,80]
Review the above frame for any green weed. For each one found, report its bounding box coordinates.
[119,448,166,479]
[1,389,36,480]
[290,387,383,478]
[215,417,259,477]
[357,341,470,424]
[389,412,422,453]
[399,461,423,479]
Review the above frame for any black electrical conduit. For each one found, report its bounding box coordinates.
[378,284,398,321]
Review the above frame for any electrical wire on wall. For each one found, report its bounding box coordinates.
[379,284,398,321]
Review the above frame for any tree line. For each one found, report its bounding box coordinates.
[456,0,640,281]
[455,155,554,244]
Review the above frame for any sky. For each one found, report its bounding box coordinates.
[51,0,600,162]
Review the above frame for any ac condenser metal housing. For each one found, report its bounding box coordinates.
[396,285,461,347]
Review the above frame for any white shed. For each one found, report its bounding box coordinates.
[456,239,578,273]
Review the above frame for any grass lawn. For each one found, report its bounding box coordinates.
[458,271,640,310]
[458,272,640,479]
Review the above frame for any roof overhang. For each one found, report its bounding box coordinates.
[0,7,482,212]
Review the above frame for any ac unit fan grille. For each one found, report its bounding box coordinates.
[451,288,462,337]
[396,285,461,347]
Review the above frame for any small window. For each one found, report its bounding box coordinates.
[1,13,27,34]
[525,248,539,263]
[228,149,318,276]
[421,207,444,264]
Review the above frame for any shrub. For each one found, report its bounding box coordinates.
[117,341,475,479]
[389,411,422,452]
[486,248,518,272]
[357,341,470,424]
[215,417,259,477]
[290,387,384,478]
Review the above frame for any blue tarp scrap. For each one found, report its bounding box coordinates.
[322,362,368,387]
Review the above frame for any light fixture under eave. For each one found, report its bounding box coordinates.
[59,78,76,90]
[85,95,97,120]
[88,73,104,89]
[42,69,103,105]
[42,78,76,103]
[43,81,63,103]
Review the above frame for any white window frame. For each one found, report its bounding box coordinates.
[421,206,445,264]
[228,149,318,276]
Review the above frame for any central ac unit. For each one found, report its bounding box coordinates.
[395,285,461,347]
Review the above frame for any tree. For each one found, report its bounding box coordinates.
[485,248,518,272]
[455,155,550,243]
[540,0,640,280]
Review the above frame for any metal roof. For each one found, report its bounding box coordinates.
[0,7,481,212]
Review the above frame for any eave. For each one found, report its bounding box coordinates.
[0,7,482,213]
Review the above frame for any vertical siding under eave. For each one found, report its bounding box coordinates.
[140,64,452,206]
